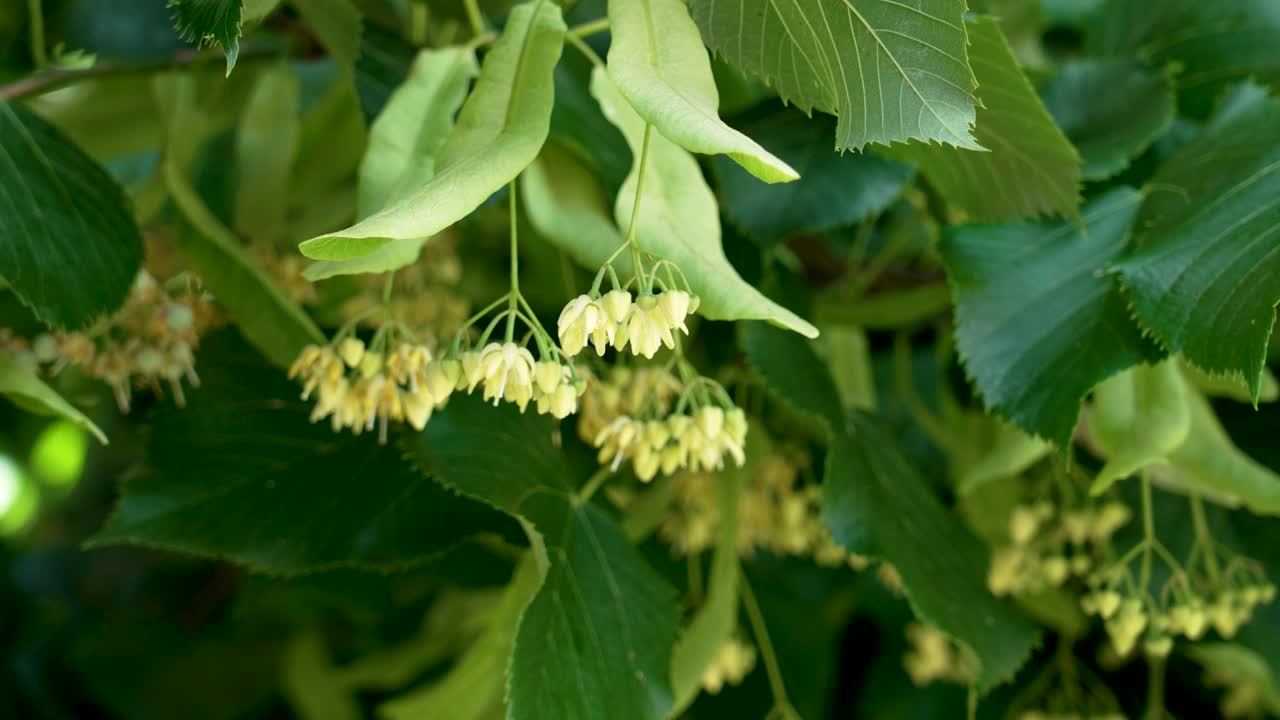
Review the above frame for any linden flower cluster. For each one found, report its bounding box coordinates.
[342,239,469,338]
[988,501,1130,597]
[902,623,975,687]
[5,272,212,412]
[455,341,584,419]
[699,637,757,694]
[558,288,698,360]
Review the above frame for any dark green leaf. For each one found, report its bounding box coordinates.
[940,188,1163,446]
[168,0,244,74]
[689,0,980,151]
[290,0,362,69]
[411,396,680,720]
[0,102,143,330]
[823,415,1041,692]
[1111,85,1280,400]
[550,43,631,197]
[353,24,416,123]
[713,107,914,242]
[1039,60,1176,181]
[91,331,521,573]
[893,17,1080,221]
[740,321,844,437]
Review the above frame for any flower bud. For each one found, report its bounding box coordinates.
[658,290,691,331]
[339,337,366,368]
[1144,632,1173,659]
[598,289,632,324]
[1008,505,1042,545]
[461,351,484,392]
[547,383,578,419]
[359,351,384,378]
[696,406,725,439]
[557,295,600,356]
[424,360,459,404]
[1041,556,1070,585]
[404,391,433,430]
[534,360,563,395]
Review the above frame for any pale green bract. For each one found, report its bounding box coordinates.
[591,69,819,338]
[233,65,300,245]
[605,0,797,183]
[298,0,564,261]
[0,355,107,445]
[689,0,980,151]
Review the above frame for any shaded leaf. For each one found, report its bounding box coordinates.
[353,24,417,124]
[169,0,244,74]
[592,69,818,338]
[1111,85,1280,400]
[1039,59,1175,181]
[0,102,143,329]
[234,65,301,245]
[713,107,913,242]
[940,188,1162,447]
[91,332,520,572]
[740,321,844,436]
[689,0,980,151]
[0,354,107,444]
[823,415,1041,692]
[550,46,632,197]
[893,17,1080,221]
[290,0,362,69]
[299,1,564,261]
[606,0,796,183]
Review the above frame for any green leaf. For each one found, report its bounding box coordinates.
[740,321,844,436]
[411,396,680,720]
[1110,86,1280,400]
[0,354,107,444]
[940,188,1163,447]
[892,17,1080,221]
[1090,0,1280,117]
[154,74,325,368]
[823,415,1041,693]
[234,65,301,245]
[1088,360,1192,494]
[605,0,796,183]
[0,102,143,329]
[957,419,1051,495]
[299,0,565,261]
[592,69,818,338]
[713,107,914,242]
[1038,60,1176,181]
[91,331,521,572]
[379,560,541,720]
[169,0,244,75]
[290,0,362,69]
[689,0,979,151]
[1190,643,1280,717]
[550,46,633,197]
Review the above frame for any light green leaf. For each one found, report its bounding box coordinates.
[291,76,367,205]
[299,0,565,261]
[1039,60,1175,181]
[379,560,540,720]
[411,396,680,720]
[1190,643,1280,717]
[957,419,1052,495]
[169,0,244,75]
[714,107,914,242]
[689,0,980,151]
[1110,85,1280,400]
[605,0,796,183]
[820,325,877,412]
[0,354,107,444]
[90,332,520,572]
[154,74,324,368]
[893,17,1080,221]
[824,415,1041,693]
[0,102,144,330]
[592,69,818,338]
[281,633,362,720]
[302,238,429,282]
[940,188,1163,447]
[668,444,756,716]
[234,65,300,245]
[523,141,635,275]
[1088,360,1192,494]
[290,0,362,69]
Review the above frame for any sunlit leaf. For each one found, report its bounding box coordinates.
[0,355,106,444]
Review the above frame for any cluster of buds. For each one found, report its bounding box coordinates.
[699,637,757,695]
[902,623,976,687]
[578,366,683,441]
[988,501,1130,597]
[456,341,585,419]
[6,272,213,412]
[594,404,746,481]
[558,289,698,359]
[339,238,470,338]
[249,246,316,306]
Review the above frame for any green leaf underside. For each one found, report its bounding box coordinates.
[0,355,107,444]
[91,332,520,573]
[940,187,1163,447]
[298,1,565,261]
[591,69,819,338]
[0,102,143,330]
[290,0,363,69]
[234,65,301,245]
[713,107,914,240]
[1111,86,1280,400]
[824,415,1040,692]
[1039,60,1176,181]
[169,0,244,74]
[154,74,324,368]
[1090,0,1280,116]
[606,0,797,183]
[893,17,1080,221]
[689,0,980,151]
[741,321,844,435]
[411,396,680,720]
